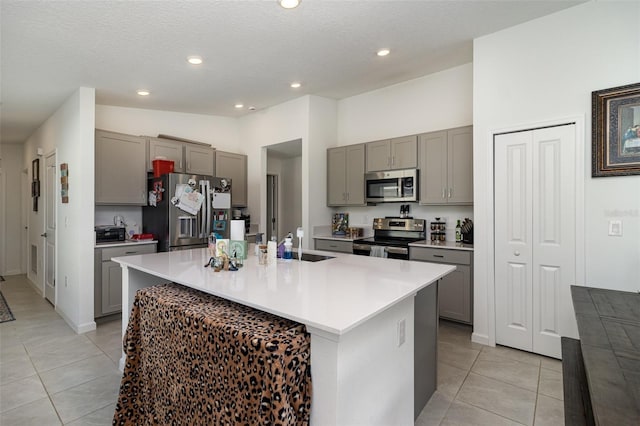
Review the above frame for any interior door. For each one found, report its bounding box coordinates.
[44,152,56,304]
[494,124,576,358]
[266,174,278,241]
[494,131,534,351]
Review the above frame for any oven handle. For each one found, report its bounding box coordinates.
[353,243,372,252]
[385,246,408,255]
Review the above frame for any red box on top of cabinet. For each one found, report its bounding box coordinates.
[152,159,174,177]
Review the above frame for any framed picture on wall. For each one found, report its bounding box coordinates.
[32,158,40,211]
[592,82,640,177]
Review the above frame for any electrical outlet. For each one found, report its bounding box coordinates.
[397,319,406,347]
[608,220,623,236]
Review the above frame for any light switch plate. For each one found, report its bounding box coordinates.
[608,220,622,236]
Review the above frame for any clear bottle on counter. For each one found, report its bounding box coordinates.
[455,220,462,242]
[283,236,293,260]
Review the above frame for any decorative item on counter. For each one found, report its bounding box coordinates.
[255,233,264,256]
[430,218,446,243]
[229,240,248,260]
[208,233,217,258]
[216,239,229,257]
[259,244,268,265]
[332,213,349,236]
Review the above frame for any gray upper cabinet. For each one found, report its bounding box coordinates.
[148,137,185,173]
[95,129,147,205]
[215,151,247,207]
[184,144,215,176]
[327,144,366,206]
[366,135,417,172]
[419,126,473,205]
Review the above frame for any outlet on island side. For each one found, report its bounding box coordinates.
[397,318,406,347]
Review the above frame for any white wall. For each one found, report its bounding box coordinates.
[334,63,474,230]
[473,1,640,344]
[0,144,25,275]
[95,105,241,152]
[22,87,96,333]
[337,63,472,145]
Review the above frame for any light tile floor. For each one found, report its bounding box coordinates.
[1,274,565,425]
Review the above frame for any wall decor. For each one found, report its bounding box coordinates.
[31,158,40,211]
[60,163,69,203]
[592,82,640,177]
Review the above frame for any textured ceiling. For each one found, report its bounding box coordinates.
[1,0,585,145]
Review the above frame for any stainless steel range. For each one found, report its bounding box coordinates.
[353,217,426,259]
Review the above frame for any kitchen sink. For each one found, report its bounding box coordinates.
[292,252,335,262]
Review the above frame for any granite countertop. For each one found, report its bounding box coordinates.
[113,248,455,336]
[95,240,157,248]
[408,240,474,251]
[571,286,640,425]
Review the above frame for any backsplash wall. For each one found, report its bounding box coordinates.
[331,203,473,241]
[95,205,143,234]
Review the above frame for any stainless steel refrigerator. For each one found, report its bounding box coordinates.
[143,173,232,252]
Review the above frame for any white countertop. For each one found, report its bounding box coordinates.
[113,248,455,336]
[95,240,157,249]
[409,240,474,251]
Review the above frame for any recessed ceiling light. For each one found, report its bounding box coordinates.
[137,90,150,96]
[279,0,300,9]
[235,104,244,109]
[187,56,203,65]
[377,48,390,57]
[248,106,256,111]
[290,82,302,89]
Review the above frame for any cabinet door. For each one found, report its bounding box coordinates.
[418,131,448,205]
[148,138,185,172]
[327,147,347,206]
[447,126,473,204]
[366,140,391,172]
[185,144,215,176]
[314,239,353,253]
[391,135,417,169]
[216,151,248,207]
[101,260,123,315]
[345,144,365,205]
[438,265,471,323]
[95,130,147,205]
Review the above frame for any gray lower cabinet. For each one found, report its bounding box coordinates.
[95,130,147,205]
[327,144,366,206]
[314,239,353,254]
[215,151,248,207]
[94,244,156,317]
[410,247,473,324]
[419,126,473,205]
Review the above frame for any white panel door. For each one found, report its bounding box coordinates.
[494,124,576,358]
[532,126,576,358]
[495,131,533,351]
[44,153,56,304]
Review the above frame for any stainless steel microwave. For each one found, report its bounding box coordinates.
[365,169,418,203]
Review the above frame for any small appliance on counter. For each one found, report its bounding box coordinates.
[95,225,126,243]
[461,218,473,244]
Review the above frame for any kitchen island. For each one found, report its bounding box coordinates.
[113,248,455,425]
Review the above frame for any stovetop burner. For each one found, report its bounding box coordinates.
[354,236,423,247]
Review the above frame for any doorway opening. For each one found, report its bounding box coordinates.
[266,174,278,242]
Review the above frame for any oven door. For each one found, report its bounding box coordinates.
[352,243,409,260]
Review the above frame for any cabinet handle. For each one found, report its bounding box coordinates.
[125,251,137,254]
[442,188,446,199]
[387,157,390,167]
[346,192,349,201]
[448,188,452,198]
[433,254,444,258]
[392,156,395,166]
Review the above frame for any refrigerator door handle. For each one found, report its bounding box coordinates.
[202,179,211,237]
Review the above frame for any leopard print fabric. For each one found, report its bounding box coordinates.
[113,283,312,425]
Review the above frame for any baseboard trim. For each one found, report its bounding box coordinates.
[56,307,97,334]
[472,332,491,346]
[26,276,43,296]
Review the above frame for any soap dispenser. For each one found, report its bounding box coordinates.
[283,236,293,260]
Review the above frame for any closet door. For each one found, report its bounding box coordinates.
[495,131,534,352]
[494,124,576,358]
[531,125,576,358]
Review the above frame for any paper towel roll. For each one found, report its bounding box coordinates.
[230,220,246,241]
